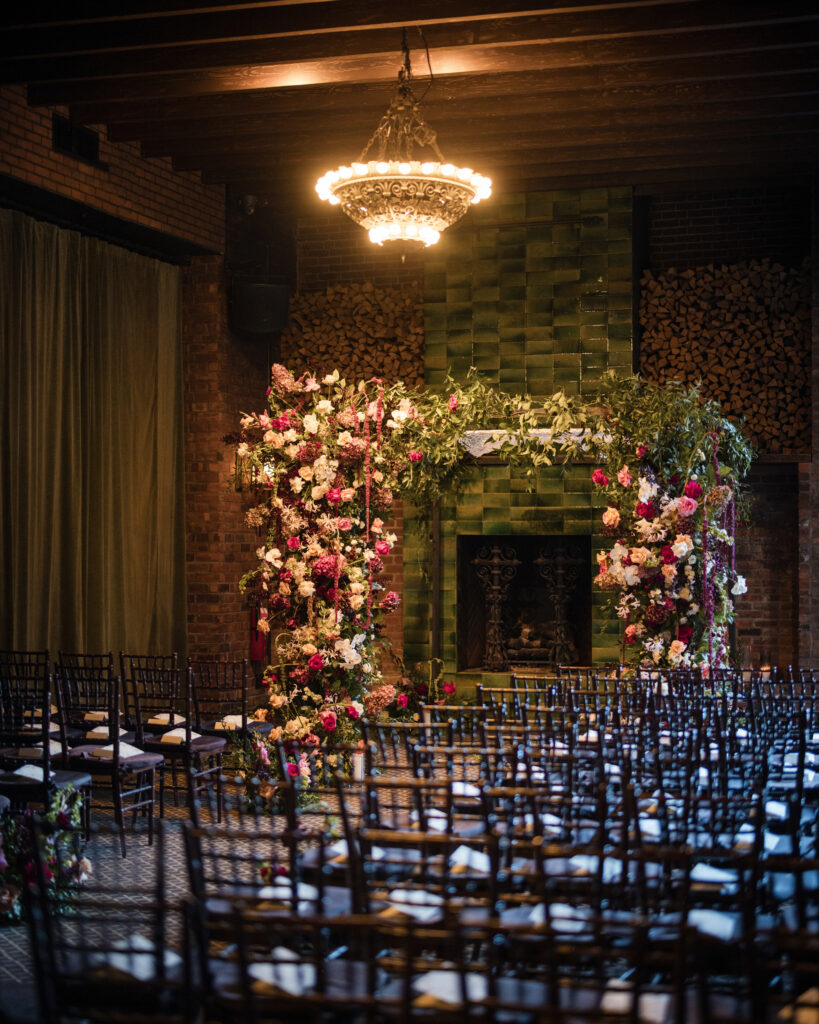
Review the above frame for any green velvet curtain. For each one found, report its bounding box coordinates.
[0,209,186,655]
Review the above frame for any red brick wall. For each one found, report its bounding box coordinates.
[297,211,424,290]
[734,463,800,668]
[183,256,269,661]
[0,84,224,251]
[646,186,809,272]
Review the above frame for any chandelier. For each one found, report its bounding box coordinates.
[315,31,492,247]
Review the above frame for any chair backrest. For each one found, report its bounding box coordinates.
[56,652,115,721]
[0,657,58,806]
[120,652,183,743]
[186,658,248,732]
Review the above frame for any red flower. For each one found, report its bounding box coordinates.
[677,625,693,644]
[408,450,424,463]
[396,694,409,709]
[319,710,337,732]
[307,653,324,671]
[684,480,703,500]
[286,537,300,550]
[636,444,647,458]
[660,545,677,564]
[326,488,343,504]
[443,682,456,695]
[345,705,360,720]
[286,763,299,778]
[592,468,610,486]
[635,502,656,519]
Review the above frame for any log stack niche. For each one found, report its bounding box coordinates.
[639,258,810,454]
[279,281,424,386]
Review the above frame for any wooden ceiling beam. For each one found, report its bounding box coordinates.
[75,51,819,127]
[192,132,819,181]
[5,1,815,80]
[25,21,819,106]
[136,97,819,159]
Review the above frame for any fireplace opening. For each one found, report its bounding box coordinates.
[457,535,592,672]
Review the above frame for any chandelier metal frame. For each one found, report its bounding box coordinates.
[315,30,492,246]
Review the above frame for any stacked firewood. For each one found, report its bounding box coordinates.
[280,281,424,387]
[639,258,811,453]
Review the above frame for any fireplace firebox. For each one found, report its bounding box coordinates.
[457,535,592,672]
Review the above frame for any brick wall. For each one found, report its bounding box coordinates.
[183,256,269,662]
[734,464,799,668]
[297,211,424,290]
[0,84,224,251]
[646,185,809,272]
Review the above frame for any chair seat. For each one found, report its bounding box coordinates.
[142,733,226,756]
[0,767,92,798]
[67,745,164,772]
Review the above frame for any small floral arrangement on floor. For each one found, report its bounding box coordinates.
[0,788,88,924]
[586,377,753,672]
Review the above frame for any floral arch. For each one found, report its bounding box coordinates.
[233,365,752,769]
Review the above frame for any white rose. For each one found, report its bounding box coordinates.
[303,414,319,434]
[311,484,329,501]
[283,429,299,442]
[348,595,365,610]
[315,400,333,415]
[731,575,748,596]
[301,643,318,656]
[298,466,314,480]
[289,476,305,494]
[298,580,315,597]
[622,566,641,587]
[323,370,340,385]
[637,477,659,503]
[264,548,282,567]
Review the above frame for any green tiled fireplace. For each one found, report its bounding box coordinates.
[404,187,633,684]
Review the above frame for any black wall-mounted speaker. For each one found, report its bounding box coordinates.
[230,278,290,334]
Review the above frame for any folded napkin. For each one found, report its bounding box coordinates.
[214,714,244,731]
[451,780,480,797]
[24,705,58,719]
[248,948,316,997]
[83,711,109,723]
[88,934,182,983]
[383,888,444,922]
[690,863,738,885]
[688,908,741,941]
[568,854,622,882]
[600,978,673,1024]
[412,970,486,1008]
[160,728,199,744]
[146,713,185,727]
[91,742,145,759]
[12,764,54,781]
[449,845,491,875]
[529,902,588,932]
[15,741,62,757]
[766,800,789,821]
[86,726,126,741]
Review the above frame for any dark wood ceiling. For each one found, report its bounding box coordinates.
[3,1,819,212]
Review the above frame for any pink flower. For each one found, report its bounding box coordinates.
[374,540,391,556]
[286,763,299,778]
[336,517,353,531]
[286,537,300,550]
[443,681,456,695]
[380,591,401,612]
[307,653,324,671]
[448,393,458,411]
[636,444,647,458]
[617,466,632,487]
[408,450,424,463]
[396,694,408,709]
[326,488,342,504]
[259,412,272,429]
[345,705,360,720]
[319,710,337,732]
[592,468,610,487]
[676,496,698,517]
[304,376,320,392]
[684,480,703,500]
[370,517,384,534]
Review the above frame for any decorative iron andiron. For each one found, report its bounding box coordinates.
[472,544,520,671]
[535,541,584,666]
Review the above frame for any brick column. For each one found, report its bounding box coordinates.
[182,255,268,659]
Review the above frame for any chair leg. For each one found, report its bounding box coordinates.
[112,774,127,858]
[147,770,155,847]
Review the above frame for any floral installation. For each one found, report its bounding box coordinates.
[233,364,573,793]
[0,787,88,924]
[585,377,753,672]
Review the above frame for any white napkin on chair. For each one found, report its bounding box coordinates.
[214,714,245,731]
[160,728,199,744]
[248,947,315,997]
[91,742,145,759]
[412,970,486,1007]
[601,977,673,1023]
[12,764,54,781]
[86,726,126,741]
[147,713,185,727]
[89,933,182,982]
